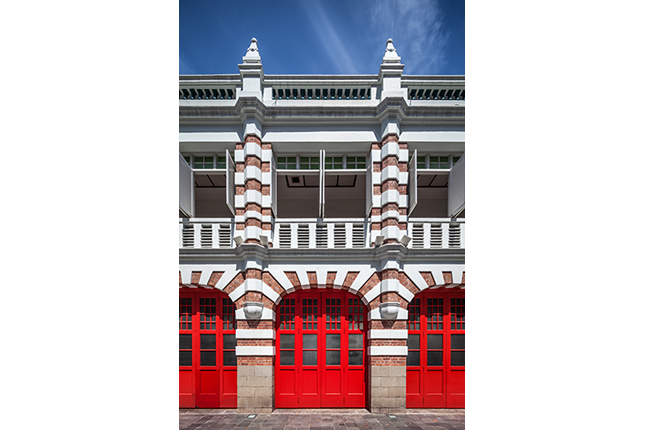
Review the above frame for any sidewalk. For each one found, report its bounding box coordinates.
[179,408,465,429]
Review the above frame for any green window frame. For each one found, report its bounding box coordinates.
[346,156,366,169]
[194,156,214,169]
[325,156,343,169]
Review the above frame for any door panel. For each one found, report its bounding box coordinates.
[275,291,366,408]
[406,289,465,408]
[179,290,237,408]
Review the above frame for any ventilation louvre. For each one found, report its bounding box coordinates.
[218,224,232,248]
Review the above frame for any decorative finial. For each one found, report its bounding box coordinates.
[243,37,261,63]
[382,38,401,64]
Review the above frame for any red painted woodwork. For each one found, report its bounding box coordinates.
[179,289,237,408]
[406,288,465,408]
[275,290,367,408]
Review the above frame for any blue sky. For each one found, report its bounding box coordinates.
[179,0,464,76]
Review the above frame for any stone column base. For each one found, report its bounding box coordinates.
[369,364,406,413]
[237,364,274,413]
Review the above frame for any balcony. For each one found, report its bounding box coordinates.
[407,219,465,249]
[273,219,368,249]
[179,218,234,249]
[178,218,465,250]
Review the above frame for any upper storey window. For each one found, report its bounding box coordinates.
[183,154,226,170]
[325,156,366,170]
[417,154,461,170]
[276,156,320,170]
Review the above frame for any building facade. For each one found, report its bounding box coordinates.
[179,38,465,413]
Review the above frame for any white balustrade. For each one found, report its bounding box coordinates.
[179,218,234,249]
[407,218,465,249]
[273,219,369,249]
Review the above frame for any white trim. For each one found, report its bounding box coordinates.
[244,189,263,205]
[243,141,262,159]
[244,278,263,292]
[380,278,399,293]
[381,141,400,159]
[243,165,263,182]
[381,189,400,205]
[362,282,381,304]
[381,210,400,221]
[368,345,408,356]
[397,285,415,302]
[235,307,275,321]
[236,329,275,339]
[368,307,408,321]
[381,165,400,182]
[235,346,275,356]
[368,329,408,340]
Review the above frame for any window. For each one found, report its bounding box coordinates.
[277,156,297,169]
[325,156,343,170]
[346,156,366,169]
[182,154,226,169]
[299,156,319,170]
[417,154,462,170]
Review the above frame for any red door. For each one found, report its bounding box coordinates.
[179,289,237,408]
[275,290,367,408]
[406,288,465,408]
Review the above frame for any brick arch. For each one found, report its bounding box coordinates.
[275,282,369,307]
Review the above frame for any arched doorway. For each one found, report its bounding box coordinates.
[406,288,465,408]
[275,290,367,408]
[179,288,237,408]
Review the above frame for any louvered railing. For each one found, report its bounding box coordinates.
[274,219,368,249]
[407,219,465,249]
[179,218,234,249]
[179,218,464,250]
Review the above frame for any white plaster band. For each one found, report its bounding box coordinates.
[381,189,400,205]
[368,346,408,356]
[382,225,401,240]
[381,166,400,183]
[243,141,262,159]
[381,141,400,159]
[261,149,272,163]
[397,285,414,302]
[243,226,263,241]
[368,307,408,321]
[235,307,275,321]
[235,172,245,186]
[245,278,263,292]
[244,165,262,182]
[261,171,271,184]
[398,149,409,163]
[381,278,399,293]
[235,346,275,356]
[235,210,262,223]
[380,210,400,222]
[244,190,263,205]
[236,329,275,340]
[369,329,408,339]
[362,283,381,304]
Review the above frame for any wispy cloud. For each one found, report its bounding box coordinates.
[368,0,449,74]
[179,54,197,75]
[302,0,359,74]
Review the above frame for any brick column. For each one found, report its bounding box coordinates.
[360,262,418,413]
[231,261,285,413]
[370,134,409,246]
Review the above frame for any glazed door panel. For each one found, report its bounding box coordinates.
[179,290,237,408]
[406,289,465,408]
[275,291,366,408]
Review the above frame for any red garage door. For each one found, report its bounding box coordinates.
[275,290,367,408]
[179,289,237,408]
[406,288,465,408]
